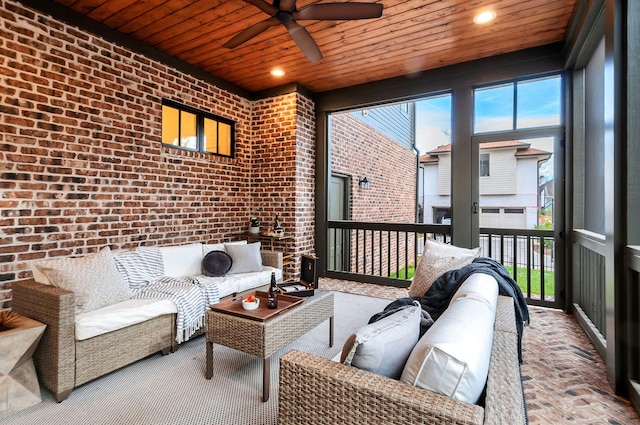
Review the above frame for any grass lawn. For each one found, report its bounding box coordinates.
[389,265,415,279]
[390,264,555,298]
[504,265,555,297]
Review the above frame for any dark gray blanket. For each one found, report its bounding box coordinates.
[370,257,529,362]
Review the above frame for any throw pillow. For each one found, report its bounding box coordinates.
[202,243,226,254]
[340,302,422,379]
[159,243,204,277]
[224,242,264,274]
[407,238,480,297]
[35,247,132,313]
[202,250,233,277]
[202,240,247,256]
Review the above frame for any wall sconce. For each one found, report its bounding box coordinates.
[358,176,371,190]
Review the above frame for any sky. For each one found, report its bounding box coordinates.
[415,76,561,155]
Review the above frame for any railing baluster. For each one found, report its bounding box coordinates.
[404,231,409,280]
[363,229,368,275]
[387,231,391,276]
[355,229,359,273]
[395,230,400,278]
[540,235,545,300]
[378,230,382,276]
[332,228,337,271]
[526,234,532,299]
[513,235,518,286]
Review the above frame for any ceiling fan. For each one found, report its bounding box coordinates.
[223,0,384,62]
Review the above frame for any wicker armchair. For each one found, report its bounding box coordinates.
[279,295,526,425]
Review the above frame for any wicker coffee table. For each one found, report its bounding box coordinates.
[205,291,334,402]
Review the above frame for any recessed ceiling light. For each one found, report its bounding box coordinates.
[271,69,285,77]
[474,10,496,25]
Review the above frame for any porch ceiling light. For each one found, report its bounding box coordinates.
[474,10,496,25]
[358,176,371,190]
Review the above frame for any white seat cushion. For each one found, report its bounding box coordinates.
[75,298,177,340]
[401,274,498,404]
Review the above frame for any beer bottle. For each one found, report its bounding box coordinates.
[267,271,279,309]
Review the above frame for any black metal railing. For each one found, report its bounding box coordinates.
[326,221,450,287]
[326,220,557,308]
[480,227,555,306]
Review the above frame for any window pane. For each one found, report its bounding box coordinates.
[480,153,490,177]
[180,111,197,150]
[218,122,232,156]
[478,137,554,230]
[474,83,514,133]
[516,76,561,129]
[203,118,218,154]
[416,94,452,225]
[162,105,179,146]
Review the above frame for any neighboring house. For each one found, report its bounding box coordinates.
[330,103,417,276]
[419,141,551,229]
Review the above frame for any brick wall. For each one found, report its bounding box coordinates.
[0,0,315,308]
[251,92,316,279]
[331,112,416,276]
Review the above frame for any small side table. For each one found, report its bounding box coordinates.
[0,312,46,418]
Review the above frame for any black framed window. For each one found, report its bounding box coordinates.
[161,99,235,158]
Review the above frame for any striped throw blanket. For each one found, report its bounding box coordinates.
[134,276,219,343]
[114,246,220,343]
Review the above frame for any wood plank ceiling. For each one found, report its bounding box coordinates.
[49,0,578,93]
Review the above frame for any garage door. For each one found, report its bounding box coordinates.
[480,207,526,229]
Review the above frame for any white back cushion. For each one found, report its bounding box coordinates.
[401,274,498,404]
[448,272,500,311]
[159,243,203,277]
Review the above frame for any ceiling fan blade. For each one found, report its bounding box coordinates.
[223,17,280,49]
[293,3,383,20]
[242,0,278,16]
[284,21,322,62]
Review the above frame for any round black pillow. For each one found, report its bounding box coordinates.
[202,250,233,277]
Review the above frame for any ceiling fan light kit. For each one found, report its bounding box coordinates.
[224,0,384,62]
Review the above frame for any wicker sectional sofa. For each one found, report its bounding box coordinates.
[11,244,283,402]
[279,295,526,425]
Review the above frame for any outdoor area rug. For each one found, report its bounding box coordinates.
[1,291,389,425]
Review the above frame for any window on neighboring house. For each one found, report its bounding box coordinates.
[479,153,490,176]
[162,100,235,157]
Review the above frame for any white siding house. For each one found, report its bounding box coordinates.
[419,141,551,229]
